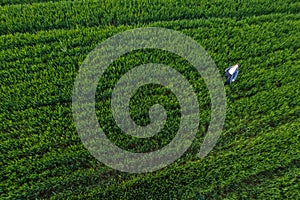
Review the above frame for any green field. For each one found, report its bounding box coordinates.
[1,0,299,199]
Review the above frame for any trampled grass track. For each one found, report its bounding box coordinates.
[1,0,299,199]
[204,160,299,199]
[0,0,64,6]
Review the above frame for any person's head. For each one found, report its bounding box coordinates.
[236,63,240,67]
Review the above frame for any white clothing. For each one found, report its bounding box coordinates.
[228,65,238,75]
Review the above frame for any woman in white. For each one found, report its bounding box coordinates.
[224,64,240,85]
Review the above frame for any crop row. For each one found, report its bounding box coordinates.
[1,12,299,52]
[0,0,299,35]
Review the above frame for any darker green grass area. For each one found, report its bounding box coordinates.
[76,118,299,199]
[202,159,299,199]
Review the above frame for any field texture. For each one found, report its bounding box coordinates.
[1,0,299,199]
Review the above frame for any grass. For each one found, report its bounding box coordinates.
[0,0,299,199]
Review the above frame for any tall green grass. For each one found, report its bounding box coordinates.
[1,0,299,199]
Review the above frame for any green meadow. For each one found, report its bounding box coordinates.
[1,0,299,199]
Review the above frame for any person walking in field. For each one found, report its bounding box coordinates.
[224,63,240,85]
